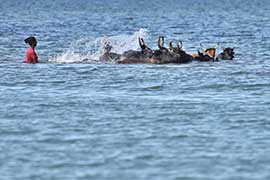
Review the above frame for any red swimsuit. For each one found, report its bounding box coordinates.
[25,47,38,63]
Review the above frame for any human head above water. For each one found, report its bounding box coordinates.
[24,36,37,48]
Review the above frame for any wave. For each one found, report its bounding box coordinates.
[48,28,149,63]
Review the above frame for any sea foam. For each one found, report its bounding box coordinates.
[49,28,149,63]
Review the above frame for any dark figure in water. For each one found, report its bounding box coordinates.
[217,47,235,60]
[99,37,154,63]
[153,36,193,64]
[99,41,121,62]
[118,36,171,64]
[167,41,193,63]
[134,36,192,64]
[117,38,157,64]
[120,37,153,59]
[24,36,38,64]
[192,47,218,62]
[118,36,193,64]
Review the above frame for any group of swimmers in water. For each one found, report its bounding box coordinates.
[100,36,235,64]
[24,36,234,64]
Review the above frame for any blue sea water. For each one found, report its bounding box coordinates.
[1,0,270,179]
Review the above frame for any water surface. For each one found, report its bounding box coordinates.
[0,0,270,179]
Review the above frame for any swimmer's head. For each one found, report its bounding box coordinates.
[24,36,37,48]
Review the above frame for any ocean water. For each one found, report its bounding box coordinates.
[1,0,270,179]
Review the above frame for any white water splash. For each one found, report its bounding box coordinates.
[49,28,149,63]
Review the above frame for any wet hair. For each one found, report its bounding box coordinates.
[24,36,37,47]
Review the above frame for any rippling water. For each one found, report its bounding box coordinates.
[1,0,270,179]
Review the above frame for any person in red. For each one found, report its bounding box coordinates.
[24,36,38,64]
